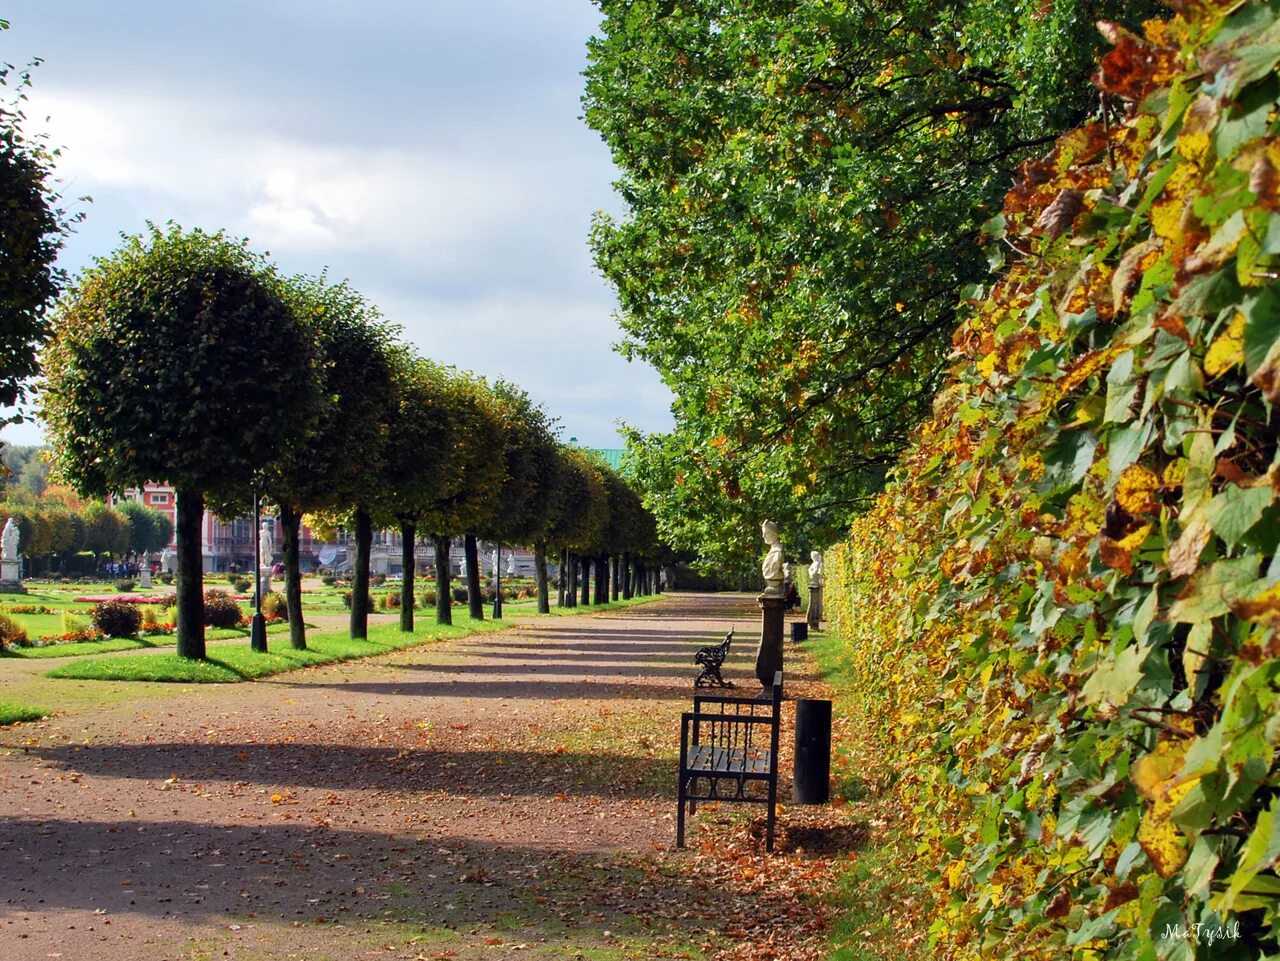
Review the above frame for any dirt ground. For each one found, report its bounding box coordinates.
[0,593,856,961]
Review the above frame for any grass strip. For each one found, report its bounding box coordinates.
[5,637,160,659]
[535,594,663,616]
[0,700,50,725]
[46,618,511,684]
[803,631,930,961]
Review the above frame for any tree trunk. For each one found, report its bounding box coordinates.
[622,551,633,599]
[280,504,306,649]
[399,520,416,632]
[534,540,550,614]
[611,555,621,601]
[174,488,206,660]
[464,533,484,620]
[594,555,608,604]
[636,560,646,596]
[349,507,373,639]
[558,548,568,606]
[434,536,452,625]
[566,551,577,606]
[580,556,591,605]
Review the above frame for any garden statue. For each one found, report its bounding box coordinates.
[506,551,516,576]
[808,550,823,586]
[1,517,18,563]
[755,519,786,688]
[259,521,274,563]
[807,550,824,628]
[258,521,274,594]
[760,520,785,596]
[0,517,25,593]
[161,547,177,573]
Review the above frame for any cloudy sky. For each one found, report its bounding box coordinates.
[1,0,671,449]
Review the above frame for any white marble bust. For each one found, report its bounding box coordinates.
[760,520,784,595]
[1,517,19,562]
[808,550,824,588]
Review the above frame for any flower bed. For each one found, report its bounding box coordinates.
[27,629,106,648]
[73,594,175,604]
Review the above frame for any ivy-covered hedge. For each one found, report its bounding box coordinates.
[827,4,1280,958]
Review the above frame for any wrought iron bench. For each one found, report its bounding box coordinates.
[677,670,783,851]
[694,627,734,687]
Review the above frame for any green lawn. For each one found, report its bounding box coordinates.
[46,618,512,683]
[0,700,49,725]
[5,637,161,659]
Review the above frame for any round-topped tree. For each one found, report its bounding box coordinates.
[41,225,319,659]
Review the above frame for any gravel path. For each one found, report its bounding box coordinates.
[0,593,838,961]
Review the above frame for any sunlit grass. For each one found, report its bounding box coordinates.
[47,618,511,683]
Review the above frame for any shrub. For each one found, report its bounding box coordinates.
[202,589,244,629]
[0,613,28,650]
[115,579,135,593]
[261,591,288,621]
[90,600,142,638]
[140,606,158,630]
[225,571,240,585]
[158,572,174,585]
[61,611,91,634]
[341,590,374,610]
[418,589,436,608]
[231,577,251,594]
[824,13,1280,957]
[369,572,387,587]
[451,586,468,603]
[320,574,336,587]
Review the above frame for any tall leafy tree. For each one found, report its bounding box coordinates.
[545,448,609,607]
[585,0,1163,565]
[374,360,505,629]
[0,24,82,432]
[117,499,174,559]
[265,274,399,648]
[470,381,561,615]
[41,225,318,658]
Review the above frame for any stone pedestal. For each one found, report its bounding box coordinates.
[258,569,272,596]
[807,586,823,628]
[0,559,25,594]
[139,565,152,589]
[756,592,785,688]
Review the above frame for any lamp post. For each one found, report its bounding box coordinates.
[250,488,268,652]
[492,544,503,619]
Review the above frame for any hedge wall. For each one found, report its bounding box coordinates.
[826,4,1280,958]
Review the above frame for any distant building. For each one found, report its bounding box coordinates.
[114,484,541,577]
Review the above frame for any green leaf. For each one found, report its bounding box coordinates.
[1082,642,1150,709]
[1217,797,1280,913]
[1205,484,1275,549]
[1168,557,1262,623]
[1242,286,1280,377]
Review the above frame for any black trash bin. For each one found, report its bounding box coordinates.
[793,698,832,804]
[790,621,808,643]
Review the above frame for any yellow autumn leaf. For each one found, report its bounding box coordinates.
[1138,786,1193,878]
[1116,464,1160,514]
[1132,739,1186,800]
[1204,312,1246,377]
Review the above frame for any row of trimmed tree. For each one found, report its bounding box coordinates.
[40,225,663,659]
[0,495,173,573]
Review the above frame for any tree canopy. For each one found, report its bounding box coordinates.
[0,23,81,421]
[41,224,320,657]
[585,0,1163,566]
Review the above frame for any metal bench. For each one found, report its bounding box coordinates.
[677,670,783,851]
[693,627,734,687]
